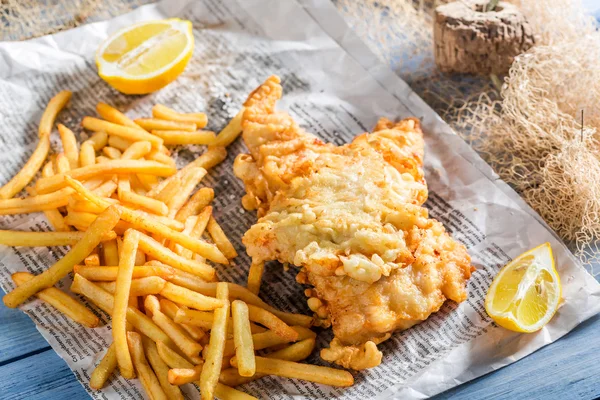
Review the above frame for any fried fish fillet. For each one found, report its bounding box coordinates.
[234,76,473,370]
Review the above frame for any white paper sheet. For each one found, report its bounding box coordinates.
[1,0,599,399]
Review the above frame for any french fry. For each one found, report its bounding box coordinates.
[173,309,265,335]
[65,177,228,264]
[79,141,96,167]
[74,264,174,281]
[87,132,109,151]
[168,365,203,385]
[69,198,105,214]
[232,301,255,377]
[71,274,175,347]
[213,110,243,147]
[90,344,118,390]
[220,338,316,387]
[246,262,264,295]
[102,238,119,266]
[55,153,71,173]
[138,233,216,280]
[121,141,152,160]
[0,229,115,247]
[108,135,133,151]
[82,117,163,148]
[135,118,196,132]
[3,205,121,308]
[153,176,181,203]
[207,216,237,259]
[0,187,73,212]
[36,160,176,194]
[222,326,315,357]
[146,295,203,363]
[166,168,207,218]
[84,252,101,267]
[151,130,216,145]
[160,282,225,311]
[142,335,184,400]
[146,149,176,168]
[175,187,214,222]
[113,229,140,379]
[95,276,166,296]
[102,146,122,159]
[164,280,313,328]
[156,340,193,369]
[96,103,146,130]
[58,124,80,168]
[120,190,169,216]
[200,282,229,400]
[11,272,99,328]
[152,104,208,127]
[92,179,118,197]
[179,206,211,259]
[64,211,97,228]
[95,156,111,164]
[214,383,257,400]
[128,332,168,400]
[33,163,70,231]
[232,356,354,387]
[160,298,206,342]
[0,91,71,199]
[246,304,298,342]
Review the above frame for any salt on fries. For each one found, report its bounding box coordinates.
[0,93,354,399]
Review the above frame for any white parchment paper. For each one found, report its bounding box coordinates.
[0,0,599,399]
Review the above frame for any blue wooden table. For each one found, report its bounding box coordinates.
[2,1,600,399]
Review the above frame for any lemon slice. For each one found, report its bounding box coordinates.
[96,18,194,94]
[485,242,562,333]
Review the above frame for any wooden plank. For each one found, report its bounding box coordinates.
[433,314,600,399]
[0,303,50,364]
[0,348,87,400]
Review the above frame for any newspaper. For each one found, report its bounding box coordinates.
[0,0,599,399]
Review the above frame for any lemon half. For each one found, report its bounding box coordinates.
[485,242,562,333]
[96,18,194,94]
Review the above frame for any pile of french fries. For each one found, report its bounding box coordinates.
[0,91,354,399]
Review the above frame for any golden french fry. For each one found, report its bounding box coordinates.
[142,335,184,400]
[36,160,175,194]
[120,190,168,216]
[74,264,174,282]
[0,187,73,212]
[166,168,207,218]
[135,118,196,132]
[69,198,105,214]
[90,344,118,390]
[95,156,111,164]
[39,90,72,137]
[11,272,99,328]
[121,141,152,160]
[179,206,211,259]
[232,356,354,387]
[79,141,96,167]
[66,177,228,264]
[151,130,216,145]
[84,252,101,267]
[246,262,264,295]
[57,124,79,169]
[175,187,214,222]
[160,298,206,342]
[222,326,315,358]
[201,282,229,400]
[153,176,181,203]
[246,304,298,342]
[64,211,97,228]
[108,135,133,151]
[55,153,71,173]
[160,282,225,311]
[146,149,176,168]
[232,301,255,377]
[71,274,175,347]
[173,308,268,335]
[138,233,216,280]
[113,229,140,379]
[95,276,166,296]
[29,165,70,231]
[92,179,118,197]
[213,110,243,147]
[207,216,237,259]
[82,117,163,148]
[147,295,204,363]
[102,146,122,159]
[87,131,109,151]
[0,230,114,247]
[220,338,316,387]
[167,365,203,385]
[102,238,119,266]
[96,103,146,130]
[128,332,168,400]
[164,279,313,328]
[214,383,257,400]
[156,340,193,369]
[3,205,121,308]
[152,104,208,128]
[0,135,51,199]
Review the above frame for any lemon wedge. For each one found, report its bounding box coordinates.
[485,242,561,333]
[96,18,194,94]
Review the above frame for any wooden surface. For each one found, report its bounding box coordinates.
[1,1,600,400]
